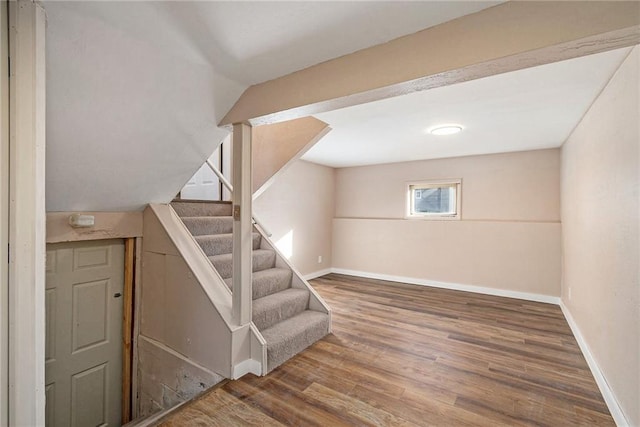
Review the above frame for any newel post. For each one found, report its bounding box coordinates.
[231,123,253,325]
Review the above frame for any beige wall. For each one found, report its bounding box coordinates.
[139,206,233,414]
[254,160,335,276]
[561,47,639,426]
[253,117,329,197]
[336,149,560,221]
[333,149,562,296]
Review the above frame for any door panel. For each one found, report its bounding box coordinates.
[71,363,107,427]
[74,246,111,270]
[46,240,124,427]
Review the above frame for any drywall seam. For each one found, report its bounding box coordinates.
[333,217,561,224]
[330,268,560,305]
[559,301,629,427]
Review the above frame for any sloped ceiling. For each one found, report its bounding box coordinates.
[45,2,245,211]
[159,1,501,85]
[43,1,500,211]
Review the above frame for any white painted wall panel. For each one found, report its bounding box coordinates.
[332,218,561,297]
[44,2,245,211]
[561,47,639,426]
[333,149,562,296]
[254,160,335,276]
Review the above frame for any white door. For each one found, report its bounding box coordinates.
[45,240,124,427]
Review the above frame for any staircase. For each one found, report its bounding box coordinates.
[170,200,330,373]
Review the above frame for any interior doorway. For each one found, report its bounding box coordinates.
[180,136,231,201]
[45,239,125,426]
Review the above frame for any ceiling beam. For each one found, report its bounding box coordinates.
[220,1,640,127]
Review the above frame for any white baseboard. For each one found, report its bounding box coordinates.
[232,358,262,379]
[330,268,561,305]
[326,268,626,425]
[559,301,629,427]
[303,268,332,281]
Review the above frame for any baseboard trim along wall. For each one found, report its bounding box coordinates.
[559,302,629,427]
[314,267,625,425]
[330,268,560,304]
[303,268,333,281]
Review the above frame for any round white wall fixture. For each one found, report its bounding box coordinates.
[429,124,463,136]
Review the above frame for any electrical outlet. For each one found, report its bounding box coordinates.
[317,255,322,264]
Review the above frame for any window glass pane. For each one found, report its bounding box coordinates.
[413,186,456,214]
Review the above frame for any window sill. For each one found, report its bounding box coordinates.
[405,215,461,221]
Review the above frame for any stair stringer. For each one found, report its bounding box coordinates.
[142,204,266,380]
[254,225,332,331]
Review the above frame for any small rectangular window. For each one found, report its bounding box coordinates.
[407,179,461,219]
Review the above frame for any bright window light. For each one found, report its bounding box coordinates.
[275,229,293,259]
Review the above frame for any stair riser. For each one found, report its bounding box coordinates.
[172,202,232,217]
[196,233,261,257]
[182,217,233,236]
[211,251,276,279]
[253,270,292,300]
[253,291,309,331]
[265,313,330,372]
[224,269,292,300]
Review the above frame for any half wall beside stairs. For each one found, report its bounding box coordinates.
[137,202,330,416]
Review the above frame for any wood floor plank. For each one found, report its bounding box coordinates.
[303,382,419,427]
[158,274,614,426]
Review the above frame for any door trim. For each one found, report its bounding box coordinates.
[8,1,46,424]
[122,237,135,424]
[0,1,9,424]
[131,236,143,419]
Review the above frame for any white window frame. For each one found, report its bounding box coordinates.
[406,179,462,220]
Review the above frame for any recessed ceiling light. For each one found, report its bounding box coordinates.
[429,124,463,136]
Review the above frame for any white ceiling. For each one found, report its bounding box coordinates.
[43,1,500,211]
[45,1,500,86]
[303,48,632,168]
[184,1,502,85]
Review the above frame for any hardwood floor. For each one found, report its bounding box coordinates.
[158,274,613,426]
